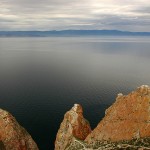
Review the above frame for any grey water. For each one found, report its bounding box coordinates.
[0,36,150,149]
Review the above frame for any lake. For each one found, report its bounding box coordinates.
[0,36,150,149]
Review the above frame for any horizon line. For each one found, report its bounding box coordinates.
[0,30,150,33]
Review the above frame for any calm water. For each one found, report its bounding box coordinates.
[0,36,150,149]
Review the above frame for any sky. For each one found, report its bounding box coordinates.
[0,0,150,31]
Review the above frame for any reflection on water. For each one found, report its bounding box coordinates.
[0,36,150,149]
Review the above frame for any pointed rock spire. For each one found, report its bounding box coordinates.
[55,104,91,150]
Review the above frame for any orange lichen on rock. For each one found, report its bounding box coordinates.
[0,109,39,150]
[85,85,150,144]
[55,104,91,150]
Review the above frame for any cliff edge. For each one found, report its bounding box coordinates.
[86,85,150,143]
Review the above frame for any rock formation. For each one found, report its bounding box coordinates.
[55,104,91,150]
[85,85,150,144]
[58,85,150,149]
[0,109,39,150]
[1,85,150,150]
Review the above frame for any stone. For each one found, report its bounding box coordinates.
[0,109,39,150]
[85,85,150,144]
[55,104,91,150]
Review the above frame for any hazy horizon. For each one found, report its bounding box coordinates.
[0,29,150,32]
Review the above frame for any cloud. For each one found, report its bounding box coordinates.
[133,6,150,14]
[0,0,150,31]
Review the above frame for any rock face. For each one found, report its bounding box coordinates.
[55,104,91,150]
[85,85,150,144]
[0,109,39,150]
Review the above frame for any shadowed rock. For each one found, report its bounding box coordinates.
[0,141,5,150]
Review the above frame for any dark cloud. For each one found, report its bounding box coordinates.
[133,6,150,14]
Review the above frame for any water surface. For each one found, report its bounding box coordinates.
[0,36,150,149]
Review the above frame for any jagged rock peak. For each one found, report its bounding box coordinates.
[136,85,150,95]
[138,84,150,89]
[71,104,83,113]
[55,104,91,150]
[0,109,39,150]
[85,85,150,144]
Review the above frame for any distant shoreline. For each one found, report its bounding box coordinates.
[0,30,150,37]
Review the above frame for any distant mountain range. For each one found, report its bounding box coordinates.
[0,30,150,37]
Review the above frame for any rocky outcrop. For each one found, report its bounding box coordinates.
[60,85,150,149]
[1,85,150,150]
[0,109,39,150]
[55,104,91,150]
[85,85,150,144]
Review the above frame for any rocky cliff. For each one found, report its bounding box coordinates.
[56,85,150,149]
[86,85,150,143]
[55,104,91,150]
[0,109,39,150]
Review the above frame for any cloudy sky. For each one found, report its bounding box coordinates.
[0,0,150,31]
